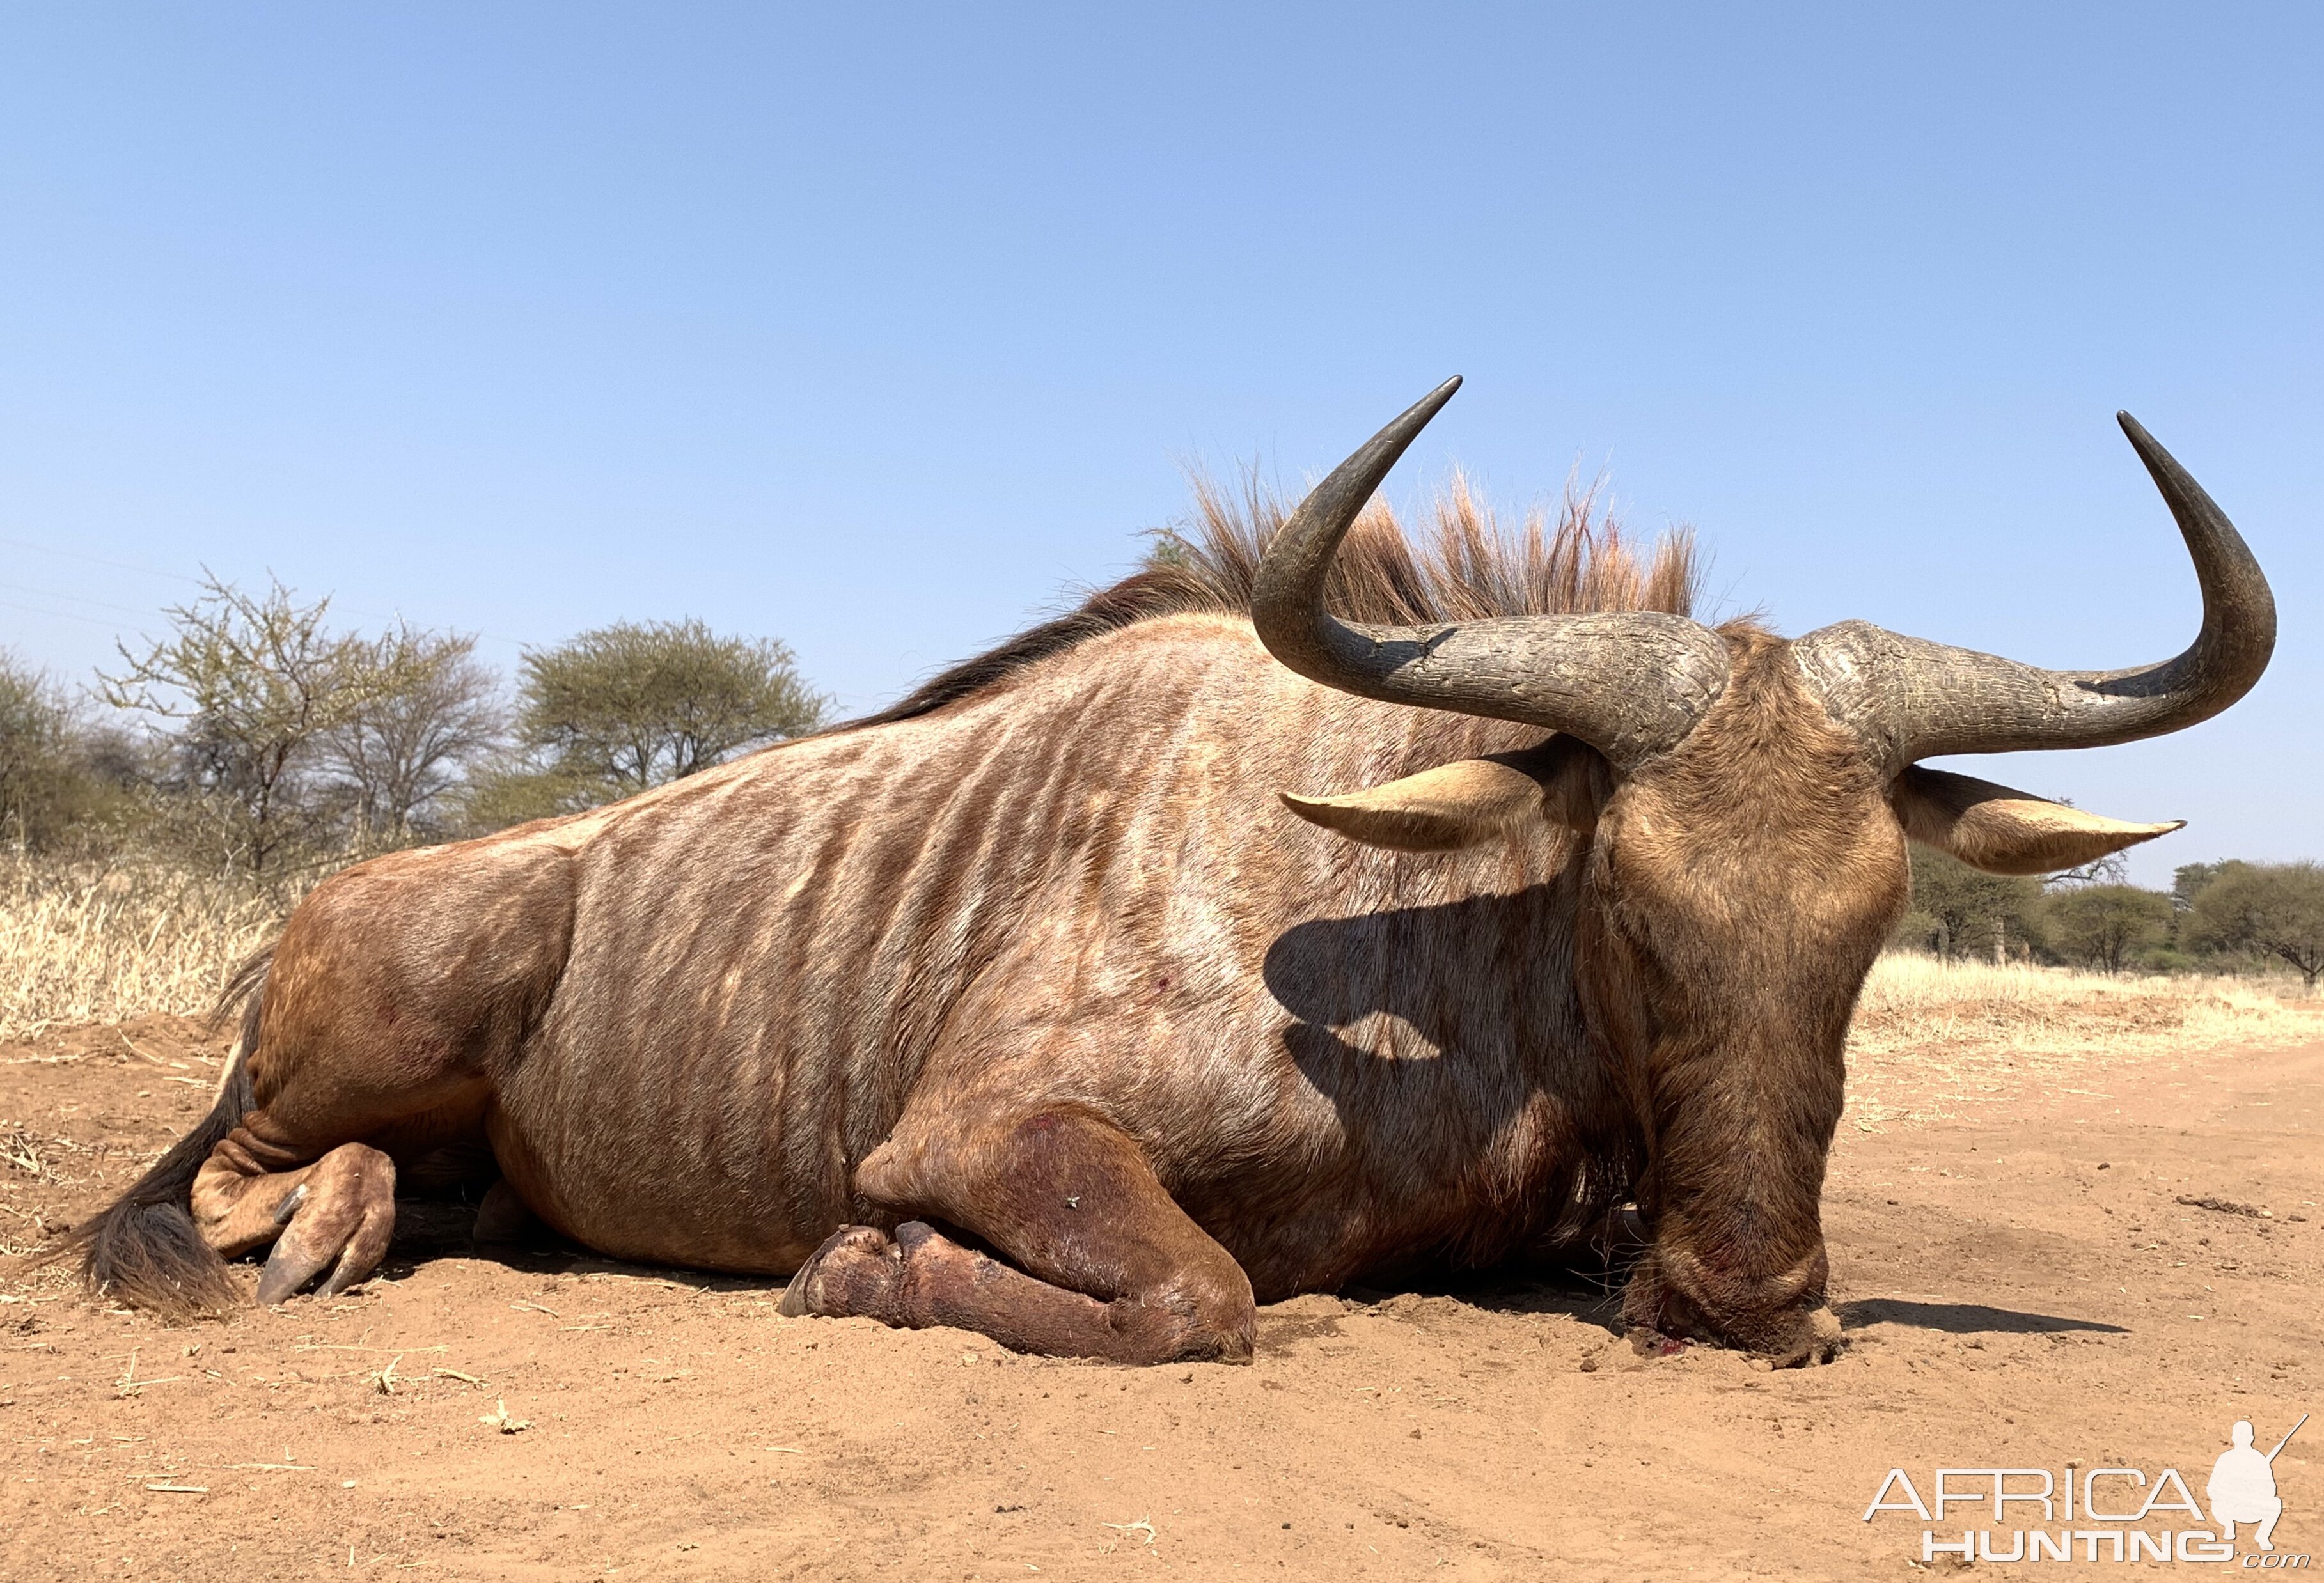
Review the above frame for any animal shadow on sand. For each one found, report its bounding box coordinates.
[372,1198,769,1297]
[1838,1298,2126,1336]
[387,1201,1630,1325]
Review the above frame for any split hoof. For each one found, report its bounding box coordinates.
[776,1224,899,1319]
[254,1144,395,1306]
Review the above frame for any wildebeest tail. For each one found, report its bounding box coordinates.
[54,946,272,1318]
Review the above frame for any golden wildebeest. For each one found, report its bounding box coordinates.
[72,380,2274,1367]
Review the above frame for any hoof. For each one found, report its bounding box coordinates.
[777,1224,897,1318]
[252,1144,395,1306]
[471,1179,539,1245]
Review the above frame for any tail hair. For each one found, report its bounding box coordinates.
[212,944,273,1047]
[52,946,273,1318]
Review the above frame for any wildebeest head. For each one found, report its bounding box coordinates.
[1252,378,2275,1363]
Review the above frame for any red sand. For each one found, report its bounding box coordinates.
[4,1015,2319,1579]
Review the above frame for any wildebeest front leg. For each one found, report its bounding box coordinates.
[780,1107,1255,1364]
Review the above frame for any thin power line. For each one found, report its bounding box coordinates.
[0,596,131,631]
[0,531,531,649]
[0,534,206,588]
[0,578,166,620]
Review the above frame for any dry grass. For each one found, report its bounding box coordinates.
[1846,952,2321,1130]
[0,853,285,1043]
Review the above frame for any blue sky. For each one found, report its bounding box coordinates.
[0,4,2314,881]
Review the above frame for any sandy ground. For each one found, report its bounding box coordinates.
[3,1013,2321,1580]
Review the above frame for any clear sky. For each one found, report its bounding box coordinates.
[1,4,2314,882]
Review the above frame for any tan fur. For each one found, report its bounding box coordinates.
[475,613,1599,1285]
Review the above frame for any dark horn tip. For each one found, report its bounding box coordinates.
[1396,375,1464,433]
[2112,410,2185,484]
[1249,375,1468,673]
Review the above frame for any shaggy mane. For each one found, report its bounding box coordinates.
[854,471,1699,729]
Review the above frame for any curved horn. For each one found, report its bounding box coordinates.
[1794,414,2276,768]
[1249,378,1731,768]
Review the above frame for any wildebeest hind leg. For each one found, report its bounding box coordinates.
[191,1123,397,1306]
[781,1107,1255,1364]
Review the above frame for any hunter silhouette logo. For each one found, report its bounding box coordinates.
[1863,1413,2309,1565]
[2211,1415,2305,1554]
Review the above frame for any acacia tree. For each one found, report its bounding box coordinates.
[2043,850,2130,891]
[512,618,827,797]
[1892,848,2043,962]
[2043,884,2173,974]
[2172,861,2229,914]
[0,655,84,848]
[100,575,418,879]
[2188,862,2324,990]
[322,625,503,845]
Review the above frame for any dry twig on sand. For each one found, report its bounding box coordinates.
[479,1399,531,1433]
[1,1130,44,1177]
[2176,1194,2272,1219]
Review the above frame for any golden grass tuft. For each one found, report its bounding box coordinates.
[1846,951,2321,1131]
[0,854,285,1043]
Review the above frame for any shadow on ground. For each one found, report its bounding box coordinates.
[1840,1297,2126,1335]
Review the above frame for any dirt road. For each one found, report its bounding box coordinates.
[4,1015,2320,1579]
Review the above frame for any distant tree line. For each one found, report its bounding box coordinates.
[1,573,827,891]
[1893,846,2324,988]
[6,573,2318,987]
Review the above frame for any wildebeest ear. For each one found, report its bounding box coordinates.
[1281,740,1605,852]
[1890,765,2183,877]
